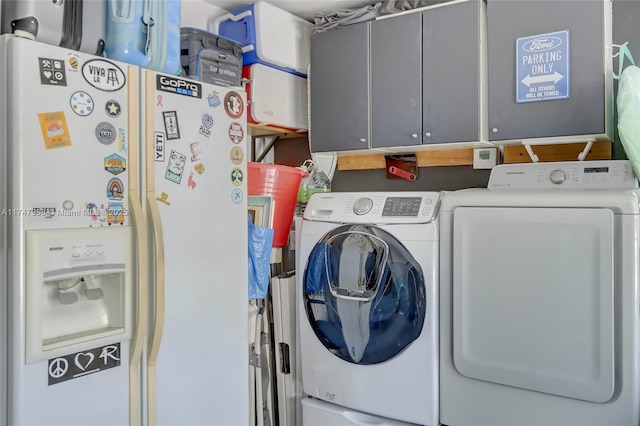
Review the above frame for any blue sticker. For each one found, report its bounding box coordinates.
[231,188,243,204]
[207,91,221,107]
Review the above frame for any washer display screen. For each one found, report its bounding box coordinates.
[382,197,422,217]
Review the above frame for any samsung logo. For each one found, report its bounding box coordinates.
[506,171,525,175]
[522,37,562,52]
[49,247,63,251]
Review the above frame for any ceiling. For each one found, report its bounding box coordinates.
[205,0,377,22]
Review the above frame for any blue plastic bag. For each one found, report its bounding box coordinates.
[248,215,274,299]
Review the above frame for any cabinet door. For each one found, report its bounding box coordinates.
[370,13,422,148]
[423,0,482,144]
[310,23,370,152]
[487,0,607,142]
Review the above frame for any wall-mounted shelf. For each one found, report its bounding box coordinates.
[248,124,308,140]
[335,141,612,171]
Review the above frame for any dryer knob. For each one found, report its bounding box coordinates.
[353,197,373,215]
[550,169,567,185]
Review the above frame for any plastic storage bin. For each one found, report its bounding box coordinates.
[180,27,243,87]
[212,1,312,77]
[247,162,307,248]
[243,63,308,131]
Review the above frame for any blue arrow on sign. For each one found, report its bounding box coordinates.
[516,30,570,103]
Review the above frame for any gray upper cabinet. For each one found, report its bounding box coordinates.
[371,0,483,148]
[310,0,485,153]
[423,0,484,144]
[309,23,370,153]
[487,0,612,142]
[370,12,422,148]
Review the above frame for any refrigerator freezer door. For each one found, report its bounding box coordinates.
[1,35,133,426]
[146,71,249,425]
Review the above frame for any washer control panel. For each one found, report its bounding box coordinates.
[488,160,638,190]
[304,192,441,223]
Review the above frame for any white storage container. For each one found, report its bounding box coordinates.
[212,1,312,77]
[242,63,308,131]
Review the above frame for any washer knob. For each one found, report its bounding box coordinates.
[353,197,373,215]
[549,169,567,185]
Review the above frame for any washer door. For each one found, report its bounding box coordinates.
[303,224,426,365]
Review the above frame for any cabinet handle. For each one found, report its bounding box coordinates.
[411,133,418,139]
[359,138,366,143]
[491,128,498,134]
[425,132,431,138]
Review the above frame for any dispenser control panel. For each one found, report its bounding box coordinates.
[42,235,126,273]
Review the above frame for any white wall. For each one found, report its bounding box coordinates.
[181,0,230,32]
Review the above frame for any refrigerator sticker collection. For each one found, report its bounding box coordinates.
[105,100,121,118]
[229,122,244,144]
[70,91,94,116]
[104,154,126,176]
[224,91,244,119]
[230,146,243,165]
[156,192,171,206]
[231,188,243,204]
[190,142,202,162]
[118,128,127,154]
[199,113,213,137]
[207,91,221,107]
[156,74,202,99]
[155,131,166,161]
[107,178,124,201]
[95,122,117,145]
[66,53,80,72]
[39,57,67,86]
[163,110,181,139]
[231,168,244,186]
[48,343,121,386]
[81,59,126,92]
[187,172,197,190]
[165,150,187,184]
[38,111,72,149]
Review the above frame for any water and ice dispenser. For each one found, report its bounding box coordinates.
[24,227,132,363]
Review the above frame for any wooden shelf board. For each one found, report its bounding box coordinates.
[248,124,308,139]
[503,141,611,163]
[335,141,613,171]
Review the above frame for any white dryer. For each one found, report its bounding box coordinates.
[297,191,440,426]
[440,160,640,426]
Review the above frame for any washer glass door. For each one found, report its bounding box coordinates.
[303,224,426,365]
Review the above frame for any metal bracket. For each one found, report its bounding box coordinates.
[252,135,280,163]
[523,144,540,163]
[577,140,594,161]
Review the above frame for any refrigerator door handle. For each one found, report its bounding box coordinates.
[128,191,148,425]
[126,63,148,426]
[146,191,166,425]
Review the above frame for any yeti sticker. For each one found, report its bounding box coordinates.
[165,150,186,184]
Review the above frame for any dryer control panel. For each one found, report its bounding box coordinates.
[488,160,639,190]
[303,191,441,223]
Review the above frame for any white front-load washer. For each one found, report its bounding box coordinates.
[440,160,640,426]
[297,191,440,426]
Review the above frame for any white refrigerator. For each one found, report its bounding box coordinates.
[0,34,248,426]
